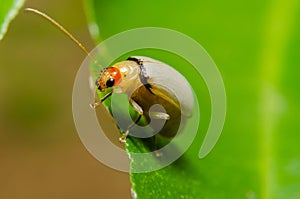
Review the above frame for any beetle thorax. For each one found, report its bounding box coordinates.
[112,60,142,94]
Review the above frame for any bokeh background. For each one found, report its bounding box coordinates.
[0,0,131,198]
[1,0,300,198]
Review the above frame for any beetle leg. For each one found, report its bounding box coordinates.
[119,99,144,143]
[89,90,113,109]
[151,136,163,157]
[129,98,144,115]
[149,112,170,120]
[119,114,142,143]
[89,101,101,109]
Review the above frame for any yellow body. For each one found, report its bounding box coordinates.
[107,56,193,138]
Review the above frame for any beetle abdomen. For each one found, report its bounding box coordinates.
[131,56,194,118]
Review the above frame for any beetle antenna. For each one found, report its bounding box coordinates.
[24,8,103,70]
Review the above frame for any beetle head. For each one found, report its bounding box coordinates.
[95,67,122,92]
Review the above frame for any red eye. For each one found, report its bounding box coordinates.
[106,67,122,86]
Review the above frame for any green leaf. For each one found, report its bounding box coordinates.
[86,0,300,198]
[0,0,25,41]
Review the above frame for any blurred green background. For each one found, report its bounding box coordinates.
[1,0,300,198]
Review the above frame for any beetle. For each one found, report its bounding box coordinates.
[91,56,194,143]
[25,8,194,145]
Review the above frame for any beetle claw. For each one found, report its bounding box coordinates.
[119,130,129,143]
[119,136,126,143]
[154,151,163,157]
[119,135,127,143]
[90,102,100,109]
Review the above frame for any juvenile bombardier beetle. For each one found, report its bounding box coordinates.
[25,8,194,145]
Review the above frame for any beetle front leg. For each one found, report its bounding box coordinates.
[119,99,144,143]
[89,90,113,109]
